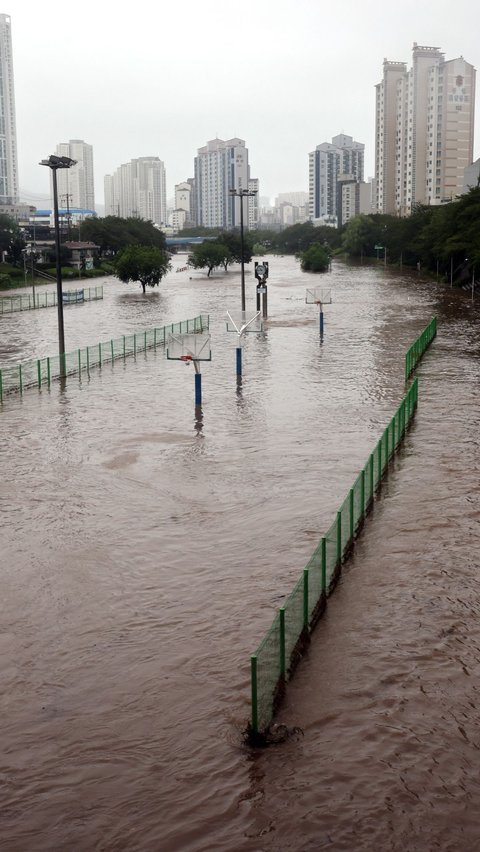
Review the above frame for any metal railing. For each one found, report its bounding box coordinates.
[405,317,437,379]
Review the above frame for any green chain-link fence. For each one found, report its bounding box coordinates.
[249,377,419,742]
[248,316,438,742]
[0,314,209,402]
[0,285,104,313]
[405,316,437,379]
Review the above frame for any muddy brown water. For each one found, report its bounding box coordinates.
[0,256,479,851]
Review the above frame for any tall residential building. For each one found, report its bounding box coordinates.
[104,157,167,224]
[55,139,95,211]
[308,134,364,226]
[0,14,18,203]
[375,44,476,215]
[194,137,258,230]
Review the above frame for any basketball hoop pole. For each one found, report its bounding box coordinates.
[316,300,324,335]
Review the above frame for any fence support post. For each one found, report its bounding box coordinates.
[321,537,326,592]
[37,360,41,388]
[279,607,286,678]
[336,511,342,565]
[360,468,365,520]
[250,655,258,736]
[303,569,309,629]
[349,488,354,543]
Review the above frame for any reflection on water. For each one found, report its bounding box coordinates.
[0,257,479,850]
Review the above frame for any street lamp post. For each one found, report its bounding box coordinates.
[229,187,257,312]
[40,155,77,373]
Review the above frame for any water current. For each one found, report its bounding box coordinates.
[0,255,478,851]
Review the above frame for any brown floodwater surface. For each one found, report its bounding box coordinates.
[0,257,479,851]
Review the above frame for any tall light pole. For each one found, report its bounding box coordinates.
[40,155,77,372]
[229,187,257,312]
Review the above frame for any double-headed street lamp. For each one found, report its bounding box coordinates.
[40,154,77,371]
[229,187,257,312]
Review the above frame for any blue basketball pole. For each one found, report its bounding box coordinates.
[236,347,242,377]
[195,371,202,406]
[319,308,324,335]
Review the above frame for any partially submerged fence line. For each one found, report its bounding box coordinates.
[405,317,437,379]
[249,317,438,744]
[0,285,104,313]
[0,314,209,402]
[249,378,419,743]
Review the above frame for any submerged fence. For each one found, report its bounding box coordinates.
[0,285,104,313]
[405,316,436,379]
[0,314,209,402]
[249,317,437,742]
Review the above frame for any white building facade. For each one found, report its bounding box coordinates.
[375,44,476,215]
[309,134,364,226]
[104,157,167,225]
[194,138,258,230]
[0,14,18,203]
[55,139,95,211]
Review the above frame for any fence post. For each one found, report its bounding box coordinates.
[349,488,354,543]
[19,364,23,394]
[154,328,157,349]
[47,357,51,387]
[336,511,342,564]
[37,360,41,388]
[360,468,365,520]
[123,336,126,359]
[303,569,309,629]
[144,330,147,350]
[279,607,286,678]
[321,537,326,593]
[385,425,389,464]
[377,440,382,484]
[250,655,258,736]
[134,335,137,357]
[78,349,81,374]
[392,417,396,452]
[111,339,114,361]
[86,347,90,372]
[369,453,374,502]
[99,343,102,367]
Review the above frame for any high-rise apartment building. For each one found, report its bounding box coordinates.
[104,157,167,224]
[55,139,95,210]
[0,14,18,203]
[308,134,364,226]
[375,44,476,215]
[194,138,258,230]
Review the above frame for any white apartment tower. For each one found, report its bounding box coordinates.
[0,14,18,203]
[105,157,167,224]
[375,44,476,215]
[55,139,95,210]
[194,138,258,229]
[309,134,364,225]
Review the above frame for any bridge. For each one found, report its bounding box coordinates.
[165,236,216,248]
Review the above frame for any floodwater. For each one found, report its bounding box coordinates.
[0,255,478,851]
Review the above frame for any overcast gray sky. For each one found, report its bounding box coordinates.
[13,0,480,207]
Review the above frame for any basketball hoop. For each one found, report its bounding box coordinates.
[179,354,193,365]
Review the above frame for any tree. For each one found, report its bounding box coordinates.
[114,245,171,293]
[188,242,228,276]
[81,216,166,257]
[300,244,330,273]
[0,214,24,263]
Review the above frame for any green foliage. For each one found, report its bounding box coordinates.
[188,242,229,276]
[80,216,166,256]
[341,189,480,282]
[114,245,171,292]
[0,214,25,263]
[300,244,330,273]
[274,221,342,254]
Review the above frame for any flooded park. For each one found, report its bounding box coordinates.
[1,254,479,851]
